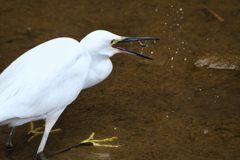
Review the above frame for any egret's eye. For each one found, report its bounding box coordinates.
[110,40,114,44]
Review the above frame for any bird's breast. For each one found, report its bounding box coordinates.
[82,58,112,89]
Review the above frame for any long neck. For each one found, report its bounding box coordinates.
[82,55,113,89]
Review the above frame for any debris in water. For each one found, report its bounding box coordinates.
[194,54,239,70]
[204,6,224,22]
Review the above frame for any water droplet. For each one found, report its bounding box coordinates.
[166,115,169,118]
[139,40,148,47]
[182,41,184,44]
[151,52,153,54]
[204,129,208,134]
[183,48,185,50]
[171,57,173,60]
[164,22,167,25]
[184,58,187,61]
[180,8,182,11]
[167,14,169,16]
[177,48,179,50]
[176,51,178,53]
[154,40,156,43]
[207,38,209,40]
[168,47,171,49]
[177,24,179,26]
[155,8,158,11]
[171,66,173,68]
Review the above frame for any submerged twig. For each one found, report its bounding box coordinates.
[204,6,224,22]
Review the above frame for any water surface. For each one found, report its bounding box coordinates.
[0,0,239,159]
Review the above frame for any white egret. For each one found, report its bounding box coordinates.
[0,30,159,159]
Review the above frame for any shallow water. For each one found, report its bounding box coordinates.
[0,0,240,159]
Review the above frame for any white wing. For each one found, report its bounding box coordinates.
[0,38,91,126]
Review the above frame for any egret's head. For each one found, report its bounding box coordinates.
[80,30,160,60]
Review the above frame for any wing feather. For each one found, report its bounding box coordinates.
[0,38,91,125]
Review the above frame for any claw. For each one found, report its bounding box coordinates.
[27,122,61,142]
[81,132,119,148]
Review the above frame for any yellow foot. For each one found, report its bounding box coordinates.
[27,122,61,142]
[81,132,119,148]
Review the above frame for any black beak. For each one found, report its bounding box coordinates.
[112,37,160,60]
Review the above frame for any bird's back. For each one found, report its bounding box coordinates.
[0,38,91,126]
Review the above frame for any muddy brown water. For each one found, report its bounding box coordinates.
[0,0,240,159]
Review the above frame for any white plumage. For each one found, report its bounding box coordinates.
[0,30,159,159]
[0,38,91,126]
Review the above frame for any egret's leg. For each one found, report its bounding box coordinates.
[6,127,16,150]
[46,132,119,157]
[81,132,119,148]
[35,109,64,160]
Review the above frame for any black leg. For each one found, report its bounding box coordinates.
[35,152,48,160]
[6,127,16,150]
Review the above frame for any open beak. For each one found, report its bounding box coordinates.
[112,37,160,60]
